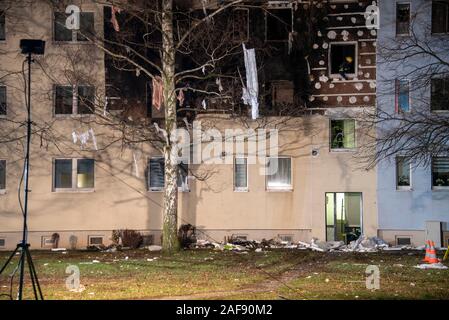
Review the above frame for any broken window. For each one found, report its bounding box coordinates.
[0,160,5,191]
[396,79,410,112]
[396,3,410,35]
[234,157,248,191]
[148,157,189,191]
[266,157,292,190]
[55,85,95,115]
[329,43,356,78]
[431,78,449,111]
[0,86,6,115]
[233,8,249,42]
[266,8,292,42]
[396,157,411,189]
[432,1,449,34]
[432,157,449,188]
[0,10,5,41]
[330,119,356,150]
[53,158,94,190]
[54,11,94,42]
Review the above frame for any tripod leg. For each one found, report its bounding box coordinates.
[25,248,43,300]
[17,247,26,300]
[25,249,38,300]
[0,246,20,275]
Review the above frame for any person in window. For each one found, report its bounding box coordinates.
[333,127,345,149]
[339,56,353,80]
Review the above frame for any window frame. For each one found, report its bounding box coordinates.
[431,0,449,35]
[88,235,104,246]
[0,238,5,248]
[0,159,6,194]
[265,4,293,43]
[432,157,449,190]
[233,7,250,43]
[265,156,293,191]
[147,156,190,192]
[53,11,95,43]
[0,9,5,42]
[52,158,95,192]
[328,42,358,79]
[329,119,357,152]
[430,77,449,112]
[396,2,412,37]
[0,85,6,117]
[396,156,412,191]
[54,84,95,117]
[234,157,248,192]
[395,79,411,113]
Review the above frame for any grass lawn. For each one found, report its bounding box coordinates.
[0,249,448,300]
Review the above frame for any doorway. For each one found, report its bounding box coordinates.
[325,192,362,243]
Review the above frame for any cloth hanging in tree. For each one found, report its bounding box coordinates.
[177,89,185,107]
[152,76,164,110]
[111,6,121,32]
[242,43,259,120]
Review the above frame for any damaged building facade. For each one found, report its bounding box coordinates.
[0,0,417,250]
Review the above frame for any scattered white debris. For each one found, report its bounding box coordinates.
[148,245,162,252]
[92,260,100,263]
[51,248,67,252]
[415,263,448,270]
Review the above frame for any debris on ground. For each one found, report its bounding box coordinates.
[414,263,448,270]
[147,245,162,252]
[51,248,67,252]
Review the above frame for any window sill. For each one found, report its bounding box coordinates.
[330,148,356,153]
[53,41,93,45]
[234,188,249,193]
[148,188,190,193]
[396,34,411,38]
[431,110,449,113]
[330,74,357,80]
[52,189,95,193]
[0,190,6,195]
[266,188,293,192]
[396,187,413,192]
[432,187,449,192]
[54,114,95,118]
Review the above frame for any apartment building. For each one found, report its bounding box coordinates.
[377,0,449,247]
[0,0,378,250]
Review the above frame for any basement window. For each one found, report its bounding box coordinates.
[41,236,55,248]
[0,160,5,192]
[88,236,104,246]
[0,10,5,41]
[431,78,449,111]
[233,8,249,42]
[54,85,95,115]
[53,158,95,191]
[396,237,411,246]
[266,157,292,191]
[330,119,356,150]
[396,3,410,36]
[396,79,410,112]
[266,8,292,42]
[0,86,6,115]
[432,1,449,34]
[396,157,411,189]
[147,157,189,192]
[0,238,5,248]
[432,157,449,189]
[54,11,95,42]
[329,43,356,79]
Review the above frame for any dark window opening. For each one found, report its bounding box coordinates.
[54,11,95,41]
[55,86,73,115]
[148,158,189,191]
[431,78,449,111]
[396,237,411,246]
[54,159,73,189]
[432,1,449,34]
[396,3,410,35]
[78,85,95,114]
[0,10,5,41]
[77,12,95,41]
[0,160,5,190]
[0,86,6,115]
[233,8,249,42]
[330,44,356,77]
[432,157,449,188]
[266,9,292,41]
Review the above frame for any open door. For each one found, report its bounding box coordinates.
[325,193,362,243]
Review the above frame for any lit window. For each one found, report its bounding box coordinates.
[329,43,356,79]
[0,86,6,115]
[148,158,189,191]
[266,157,292,190]
[396,157,411,189]
[234,157,248,191]
[330,119,356,150]
[53,158,94,191]
[396,80,410,112]
[432,157,449,188]
[0,160,5,191]
[54,12,94,42]
[396,3,410,35]
[55,85,95,115]
[432,1,449,34]
[266,8,292,42]
[431,78,449,111]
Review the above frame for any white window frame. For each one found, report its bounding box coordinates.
[148,156,190,192]
[265,3,293,43]
[0,159,5,194]
[234,157,248,192]
[396,156,412,191]
[53,84,95,117]
[266,156,293,191]
[396,2,411,37]
[328,42,358,79]
[53,11,95,43]
[329,119,357,152]
[52,158,95,192]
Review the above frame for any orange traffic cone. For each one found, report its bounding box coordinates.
[423,240,440,264]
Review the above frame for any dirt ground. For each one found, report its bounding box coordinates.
[0,248,448,300]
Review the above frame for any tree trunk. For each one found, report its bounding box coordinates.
[161,0,180,254]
